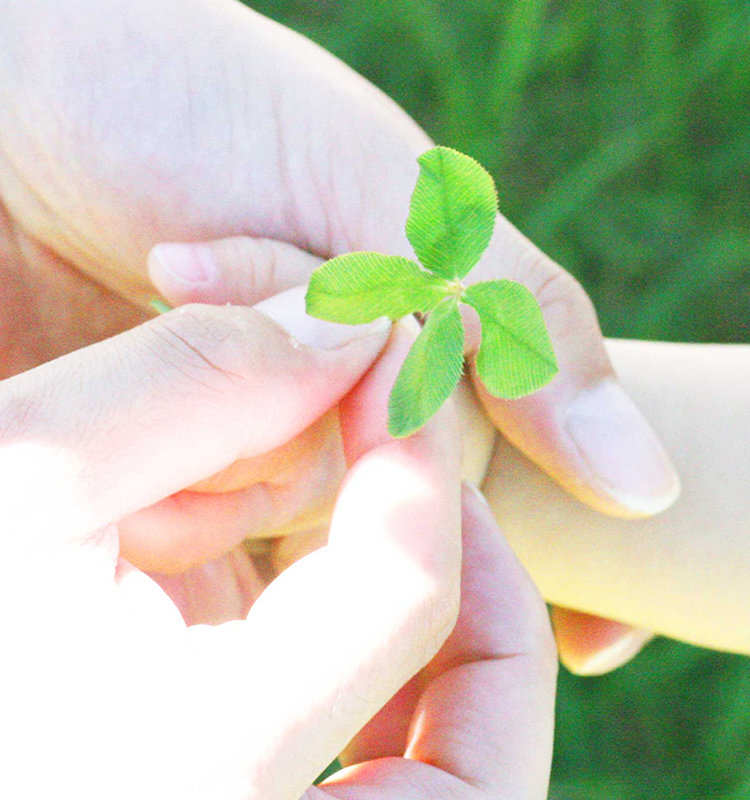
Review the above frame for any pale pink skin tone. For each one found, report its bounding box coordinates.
[0,0,678,515]
[151,242,750,672]
[0,305,556,799]
[0,1,742,791]
[0,0,686,677]
[1,3,560,791]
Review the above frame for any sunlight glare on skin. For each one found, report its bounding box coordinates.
[0,438,93,548]
[178,450,459,766]
[330,449,458,571]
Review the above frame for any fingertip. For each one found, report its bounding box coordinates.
[460,481,505,554]
[338,316,421,463]
[148,236,323,307]
[473,371,682,520]
[563,379,682,518]
[148,243,217,304]
[552,607,654,676]
[461,480,494,521]
[458,481,554,656]
[338,318,463,483]
[471,227,682,519]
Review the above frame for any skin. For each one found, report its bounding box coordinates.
[0,0,711,677]
[0,308,556,799]
[149,241,750,663]
[0,0,678,520]
[485,338,750,657]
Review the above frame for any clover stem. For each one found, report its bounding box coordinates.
[446,278,466,300]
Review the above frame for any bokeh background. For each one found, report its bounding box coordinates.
[246,1,750,797]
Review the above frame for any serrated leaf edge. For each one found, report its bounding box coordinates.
[462,280,558,398]
[387,299,465,438]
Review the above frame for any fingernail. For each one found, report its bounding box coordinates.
[255,285,391,350]
[565,379,681,516]
[571,629,654,676]
[149,243,216,286]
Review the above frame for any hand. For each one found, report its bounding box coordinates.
[484,338,750,663]
[0,0,675,671]
[0,0,678,517]
[145,238,654,673]
[0,302,556,799]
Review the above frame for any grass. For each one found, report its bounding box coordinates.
[244,1,750,796]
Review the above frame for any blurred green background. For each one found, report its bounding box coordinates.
[246,1,750,797]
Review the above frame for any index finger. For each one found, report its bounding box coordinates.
[0,302,388,552]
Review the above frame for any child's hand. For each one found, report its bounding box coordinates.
[484,338,750,662]
[0,0,679,677]
[147,239,645,681]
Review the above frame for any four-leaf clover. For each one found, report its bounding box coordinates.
[305,146,558,437]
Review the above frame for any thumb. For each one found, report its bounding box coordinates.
[148,227,680,519]
[469,226,681,518]
[0,0,679,520]
[148,237,322,308]
[0,299,389,552]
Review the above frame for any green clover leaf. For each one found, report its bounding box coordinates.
[305,252,450,323]
[387,299,464,438]
[464,281,557,398]
[305,146,558,437]
[406,147,498,280]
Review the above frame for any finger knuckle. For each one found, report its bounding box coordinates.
[518,250,597,322]
[147,304,251,391]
